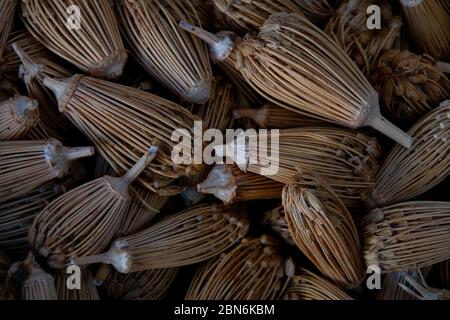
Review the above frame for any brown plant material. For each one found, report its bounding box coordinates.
[55,268,99,300]
[282,172,365,288]
[72,204,249,273]
[325,0,402,76]
[370,50,450,125]
[399,0,450,60]
[400,271,450,300]
[185,236,291,300]
[262,205,295,246]
[22,0,127,78]
[0,0,17,61]
[28,147,158,269]
[116,0,212,103]
[283,268,353,300]
[42,74,202,193]
[197,164,283,204]
[0,95,39,140]
[0,139,94,202]
[376,271,418,300]
[363,201,450,272]
[368,101,450,207]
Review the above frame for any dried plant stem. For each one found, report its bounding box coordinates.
[0,95,39,140]
[262,205,295,246]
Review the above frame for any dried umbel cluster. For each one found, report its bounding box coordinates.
[55,269,99,300]
[282,173,365,288]
[325,0,402,76]
[370,50,450,125]
[283,269,353,300]
[262,206,295,246]
[0,95,39,140]
[368,101,450,207]
[0,0,17,61]
[22,0,127,78]
[116,0,212,103]
[73,204,249,273]
[363,201,450,272]
[185,236,291,300]
[376,271,418,300]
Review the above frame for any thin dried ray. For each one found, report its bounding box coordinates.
[376,271,418,300]
[55,268,99,300]
[0,95,39,141]
[0,0,17,61]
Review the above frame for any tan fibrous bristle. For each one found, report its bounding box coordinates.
[185,236,289,300]
[262,205,295,246]
[363,201,450,272]
[0,139,95,202]
[116,0,212,103]
[21,0,127,79]
[55,268,99,300]
[376,271,419,300]
[0,95,40,140]
[282,172,365,288]
[325,0,402,76]
[283,268,353,300]
[368,100,450,207]
[370,50,450,125]
[0,0,17,61]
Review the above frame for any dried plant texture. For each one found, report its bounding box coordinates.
[116,0,212,103]
[370,50,450,125]
[283,268,353,300]
[212,0,332,33]
[55,269,99,300]
[368,101,450,207]
[43,74,202,192]
[400,0,450,60]
[400,271,450,300]
[0,95,39,140]
[186,236,288,300]
[28,147,158,269]
[436,0,450,14]
[73,204,249,273]
[22,0,127,78]
[233,103,322,129]
[376,271,417,300]
[325,0,402,76]
[0,0,17,61]
[104,267,179,300]
[363,201,450,272]
[282,173,365,288]
[262,205,295,246]
[0,139,94,202]
[222,127,381,208]
[198,164,283,204]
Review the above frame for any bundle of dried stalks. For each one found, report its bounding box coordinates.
[218,127,381,208]
[367,101,450,207]
[180,13,413,147]
[6,254,57,300]
[55,269,99,300]
[28,147,158,269]
[399,0,450,60]
[185,236,291,300]
[283,268,353,300]
[0,0,17,61]
[363,201,450,272]
[400,271,450,300]
[262,205,295,246]
[436,0,450,14]
[325,0,402,76]
[73,204,249,272]
[104,268,179,300]
[42,74,202,193]
[376,271,418,300]
[116,0,212,103]
[22,0,127,79]
[0,95,39,140]
[197,164,283,204]
[282,172,365,288]
[370,50,450,125]
[233,103,322,129]
[0,139,94,202]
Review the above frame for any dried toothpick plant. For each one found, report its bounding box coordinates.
[55,269,99,300]
[282,172,365,288]
[116,0,212,103]
[28,146,158,269]
[197,164,284,204]
[0,0,17,61]
[376,271,418,300]
[363,201,450,272]
[0,95,39,140]
[399,0,450,60]
[367,101,450,207]
[0,139,94,202]
[325,0,402,76]
[262,205,295,246]
[400,271,450,300]
[72,204,249,272]
[21,0,127,78]
[283,268,353,300]
[185,236,291,300]
[370,50,450,125]
[181,13,413,147]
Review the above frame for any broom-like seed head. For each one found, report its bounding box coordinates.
[376,271,419,300]
[0,95,40,140]
[55,268,99,300]
[0,0,17,61]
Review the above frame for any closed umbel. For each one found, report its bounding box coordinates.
[0,95,39,140]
